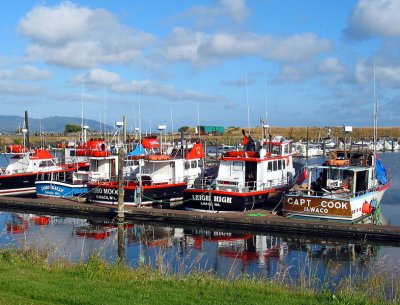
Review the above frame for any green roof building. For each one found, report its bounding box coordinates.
[199,125,224,135]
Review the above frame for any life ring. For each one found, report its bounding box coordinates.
[325,159,350,166]
[91,151,110,157]
[147,155,171,161]
[6,145,28,154]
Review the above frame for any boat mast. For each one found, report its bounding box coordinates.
[104,81,108,141]
[197,105,201,139]
[170,107,174,145]
[246,71,250,135]
[138,83,142,207]
[264,73,269,141]
[81,79,85,144]
[373,61,378,154]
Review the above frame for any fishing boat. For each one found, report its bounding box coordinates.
[58,138,109,170]
[281,149,391,223]
[35,169,88,198]
[86,141,206,206]
[293,142,324,158]
[183,131,306,212]
[0,147,74,196]
[35,139,112,198]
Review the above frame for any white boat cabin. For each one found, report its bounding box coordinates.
[88,155,118,182]
[138,157,204,186]
[309,166,375,196]
[3,150,60,175]
[215,139,296,193]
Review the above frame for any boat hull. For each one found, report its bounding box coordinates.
[0,173,38,196]
[87,182,187,206]
[183,188,282,212]
[35,181,88,198]
[282,184,390,223]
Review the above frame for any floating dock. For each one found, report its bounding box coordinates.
[0,196,399,243]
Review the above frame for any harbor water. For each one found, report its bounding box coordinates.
[0,152,399,285]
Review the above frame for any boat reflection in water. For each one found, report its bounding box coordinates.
[0,212,387,283]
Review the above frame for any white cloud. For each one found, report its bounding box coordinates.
[111,79,225,104]
[172,0,249,27]
[219,0,249,22]
[0,65,51,81]
[275,58,346,84]
[344,0,400,40]
[0,81,42,95]
[221,77,255,87]
[355,60,400,85]
[18,65,52,80]
[17,2,155,68]
[318,58,346,75]
[275,64,315,83]
[161,28,330,66]
[72,68,121,86]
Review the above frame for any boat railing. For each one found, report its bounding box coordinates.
[290,185,378,199]
[190,175,295,193]
[133,173,201,187]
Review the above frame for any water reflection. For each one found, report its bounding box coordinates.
[0,210,397,285]
[0,152,398,283]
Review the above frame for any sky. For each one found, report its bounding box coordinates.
[0,0,400,132]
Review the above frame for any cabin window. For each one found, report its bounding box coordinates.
[329,169,339,180]
[282,159,286,169]
[70,150,76,157]
[42,161,54,167]
[233,161,243,171]
[267,162,272,172]
[278,160,282,170]
[170,162,175,168]
[185,161,190,170]
[191,161,197,168]
[198,159,204,167]
[273,161,278,171]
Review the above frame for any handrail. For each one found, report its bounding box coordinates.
[189,168,304,193]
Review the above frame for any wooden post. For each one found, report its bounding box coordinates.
[117,219,125,263]
[117,116,126,221]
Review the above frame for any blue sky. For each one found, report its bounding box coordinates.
[0,0,399,131]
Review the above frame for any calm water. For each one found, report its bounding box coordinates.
[0,152,399,284]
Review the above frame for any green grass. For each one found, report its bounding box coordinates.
[0,249,393,305]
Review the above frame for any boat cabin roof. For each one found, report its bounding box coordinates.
[310,164,371,173]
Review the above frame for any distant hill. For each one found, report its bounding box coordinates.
[0,115,113,133]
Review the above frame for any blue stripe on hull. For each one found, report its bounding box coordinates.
[35,182,87,198]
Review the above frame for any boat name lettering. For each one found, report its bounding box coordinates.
[192,194,232,204]
[286,198,348,210]
[40,185,64,193]
[321,201,348,209]
[286,197,311,206]
[92,188,118,195]
[304,206,329,213]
